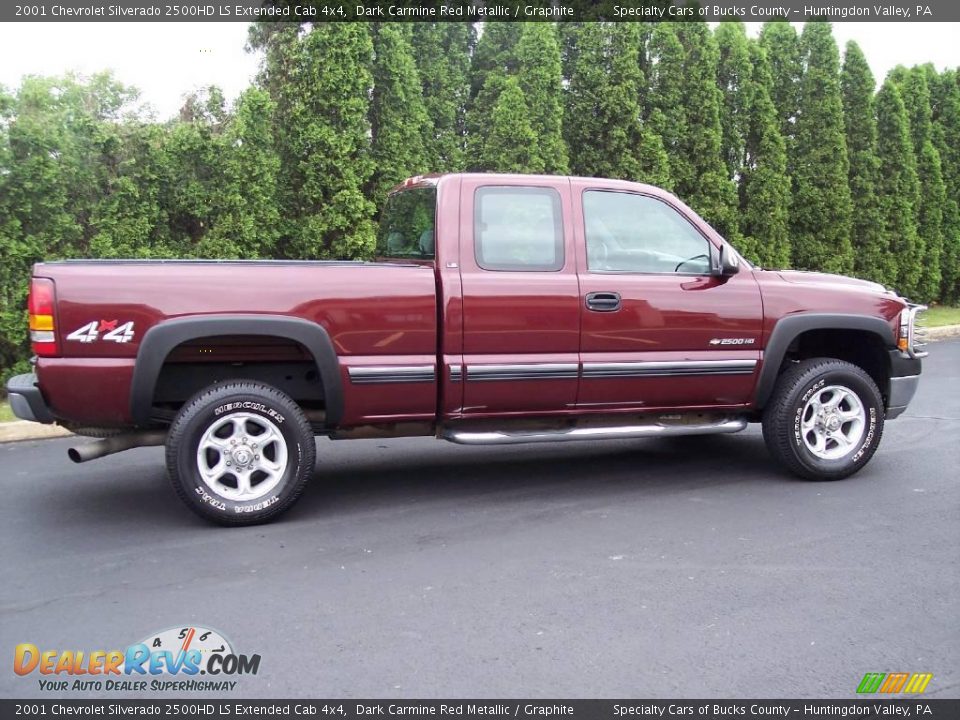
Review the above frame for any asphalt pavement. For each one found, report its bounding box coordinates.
[2,342,958,699]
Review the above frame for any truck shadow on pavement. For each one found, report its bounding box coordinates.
[39,432,794,529]
[288,431,790,521]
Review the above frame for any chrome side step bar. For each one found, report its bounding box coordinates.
[442,417,747,446]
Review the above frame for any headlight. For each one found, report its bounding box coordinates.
[898,304,928,358]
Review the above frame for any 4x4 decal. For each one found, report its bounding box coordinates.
[66,320,135,344]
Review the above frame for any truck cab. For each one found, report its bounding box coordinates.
[373,174,761,424]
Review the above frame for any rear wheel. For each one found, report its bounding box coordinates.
[165,380,315,525]
[762,359,884,481]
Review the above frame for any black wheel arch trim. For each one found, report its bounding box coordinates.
[755,313,898,410]
[130,314,342,427]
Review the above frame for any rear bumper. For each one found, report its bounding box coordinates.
[886,350,922,420]
[5,373,55,424]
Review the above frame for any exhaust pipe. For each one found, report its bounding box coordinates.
[68,430,167,464]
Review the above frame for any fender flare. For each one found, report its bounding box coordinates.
[130,314,342,427]
[755,313,896,409]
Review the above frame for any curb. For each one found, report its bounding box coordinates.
[1,326,958,445]
[0,421,73,444]
[923,323,960,341]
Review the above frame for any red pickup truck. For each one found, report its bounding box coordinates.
[7,173,926,525]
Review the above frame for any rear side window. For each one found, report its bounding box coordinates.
[376,187,437,260]
[474,187,563,271]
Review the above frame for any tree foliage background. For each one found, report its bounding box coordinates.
[1,20,959,384]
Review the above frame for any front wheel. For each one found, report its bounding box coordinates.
[762,359,885,481]
[165,380,316,525]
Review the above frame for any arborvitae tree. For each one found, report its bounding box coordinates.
[515,23,568,174]
[163,113,228,257]
[465,73,507,170]
[368,23,429,208]
[875,80,922,297]
[276,24,377,260]
[790,22,853,274]
[715,22,753,183]
[612,24,669,188]
[840,41,887,285]
[90,123,173,259]
[894,66,945,302]
[0,85,21,370]
[466,22,571,175]
[914,140,945,302]
[648,24,687,189]
[558,21,581,84]
[636,129,672,190]
[930,69,960,302]
[564,23,669,185]
[478,77,542,173]
[655,22,737,240]
[739,43,791,268]
[564,23,607,176]
[410,23,473,172]
[464,23,522,170]
[758,20,801,159]
[199,87,281,259]
[0,83,34,382]
[635,21,658,86]
[469,23,522,99]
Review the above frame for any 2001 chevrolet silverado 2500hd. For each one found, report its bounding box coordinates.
[7,174,927,525]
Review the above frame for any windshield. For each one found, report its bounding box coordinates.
[376,187,437,260]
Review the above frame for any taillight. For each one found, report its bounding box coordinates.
[28,277,58,357]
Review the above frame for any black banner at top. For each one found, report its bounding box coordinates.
[3,0,958,23]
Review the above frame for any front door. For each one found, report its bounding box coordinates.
[573,183,763,411]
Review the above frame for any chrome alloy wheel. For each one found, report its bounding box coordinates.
[196,412,288,501]
[800,385,866,460]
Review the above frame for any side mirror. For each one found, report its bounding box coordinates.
[712,244,741,278]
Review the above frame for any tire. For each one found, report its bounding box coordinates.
[165,380,315,525]
[762,358,885,481]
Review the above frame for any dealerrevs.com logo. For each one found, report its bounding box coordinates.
[13,626,260,693]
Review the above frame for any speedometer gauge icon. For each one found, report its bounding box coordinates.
[139,625,233,667]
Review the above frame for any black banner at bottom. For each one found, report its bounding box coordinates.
[2,700,959,720]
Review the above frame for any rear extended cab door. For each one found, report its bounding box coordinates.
[446,175,580,418]
[571,178,764,411]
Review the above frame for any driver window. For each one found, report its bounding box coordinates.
[583,191,711,274]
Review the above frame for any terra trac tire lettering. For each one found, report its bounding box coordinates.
[762,358,885,481]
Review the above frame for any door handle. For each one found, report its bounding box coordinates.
[585,291,621,312]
